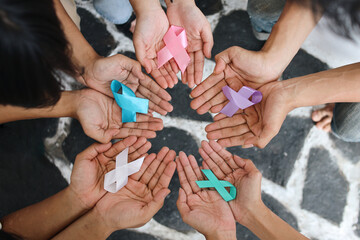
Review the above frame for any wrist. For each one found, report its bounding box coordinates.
[205,230,236,240]
[87,208,114,238]
[165,0,195,9]
[64,186,90,213]
[239,201,269,229]
[130,0,162,15]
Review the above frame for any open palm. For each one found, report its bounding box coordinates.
[176,152,236,237]
[94,147,176,230]
[167,2,213,88]
[75,88,163,143]
[69,136,151,209]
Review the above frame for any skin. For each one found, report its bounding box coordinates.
[1,137,151,240]
[165,0,214,88]
[52,147,177,239]
[198,140,309,240]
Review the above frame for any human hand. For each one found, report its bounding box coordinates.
[75,88,164,143]
[94,147,176,230]
[132,4,179,89]
[166,0,213,88]
[82,54,173,115]
[176,151,236,239]
[213,46,282,85]
[198,140,262,225]
[191,69,292,148]
[69,136,151,209]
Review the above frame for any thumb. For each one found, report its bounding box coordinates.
[176,188,191,216]
[145,189,171,217]
[76,142,112,160]
[214,49,231,74]
[244,124,278,149]
[133,37,152,74]
[200,27,214,58]
[95,128,120,144]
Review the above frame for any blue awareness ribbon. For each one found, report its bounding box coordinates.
[196,169,237,202]
[111,80,149,123]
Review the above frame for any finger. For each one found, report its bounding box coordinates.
[214,48,232,74]
[102,136,138,159]
[176,188,191,217]
[179,151,201,193]
[76,142,112,161]
[149,150,176,190]
[323,123,332,132]
[188,155,203,180]
[122,121,163,132]
[164,62,178,86]
[245,123,279,149]
[140,76,172,101]
[207,124,250,140]
[131,153,156,181]
[201,140,233,175]
[194,50,204,85]
[150,65,169,89]
[181,70,187,85]
[144,188,171,221]
[201,26,214,58]
[176,157,193,195]
[190,72,224,99]
[93,128,121,143]
[137,86,173,115]
[315,116,332,130]
[190,78,226,113]
[186,52,195,88]
[159,65,174,88]
[205,113,246,132]
[133,39,152,74]
[198,147,226,179]
[169,58,179,74]
[195,86,228,114]
[128,137,152,160]
[233,155,246,169]
[140,147,170,184]
[152,161,176,195]
[209,140,238,169]
[218,132,255,148]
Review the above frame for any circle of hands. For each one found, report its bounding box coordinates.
[69,1,298,235]
[70,136,263,237]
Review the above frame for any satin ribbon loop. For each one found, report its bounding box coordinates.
[111,80,149,123]
[220,86,263,117]
[104,148,145,193]
[157,25,190,73]
[196,169,236,202]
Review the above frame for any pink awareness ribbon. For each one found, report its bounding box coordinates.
[157,25,190,74]
[220,86,263,117]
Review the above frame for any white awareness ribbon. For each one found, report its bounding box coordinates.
[104,147,145,193]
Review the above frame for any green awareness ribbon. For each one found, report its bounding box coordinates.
[111,80,149,123]
[196,169,236,202]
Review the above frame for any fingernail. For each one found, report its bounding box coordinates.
[189,94,193,99]
[242,144,254,149]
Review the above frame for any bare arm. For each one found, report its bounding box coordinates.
[0,91,76,124]
[1,187,88,240]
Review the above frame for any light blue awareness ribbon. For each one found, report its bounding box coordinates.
[111,80,149,123]
[196,169,237,202]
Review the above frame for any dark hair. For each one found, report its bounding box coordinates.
[0,0,77,108]
[290,0,360,38]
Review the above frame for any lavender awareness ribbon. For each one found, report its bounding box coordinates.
[220,86,262,117]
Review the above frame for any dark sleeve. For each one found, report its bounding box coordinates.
[0,230,22,240]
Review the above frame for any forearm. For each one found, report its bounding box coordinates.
[262,0,319,76]
[243,203,308,240]
[129,0,162,15]
[53,0,100,85]
[0,91,77,124]
[285,63,360,108]
[1,187,89,240]
[52,208,112,240]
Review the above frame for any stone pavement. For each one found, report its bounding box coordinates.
[0,0,360,239]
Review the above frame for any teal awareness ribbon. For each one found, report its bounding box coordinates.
[111,80,149,123]
[196,169,236,202]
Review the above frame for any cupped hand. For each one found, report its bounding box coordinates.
[75,88,164,143]
[82,54,173,115]
[167,1,213,88]
[94,147,176,230]
[176,151,236,239]
[69,136,151,209]
[213,46,282,85]
[133,6,179,89]
[198,140,262,225]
